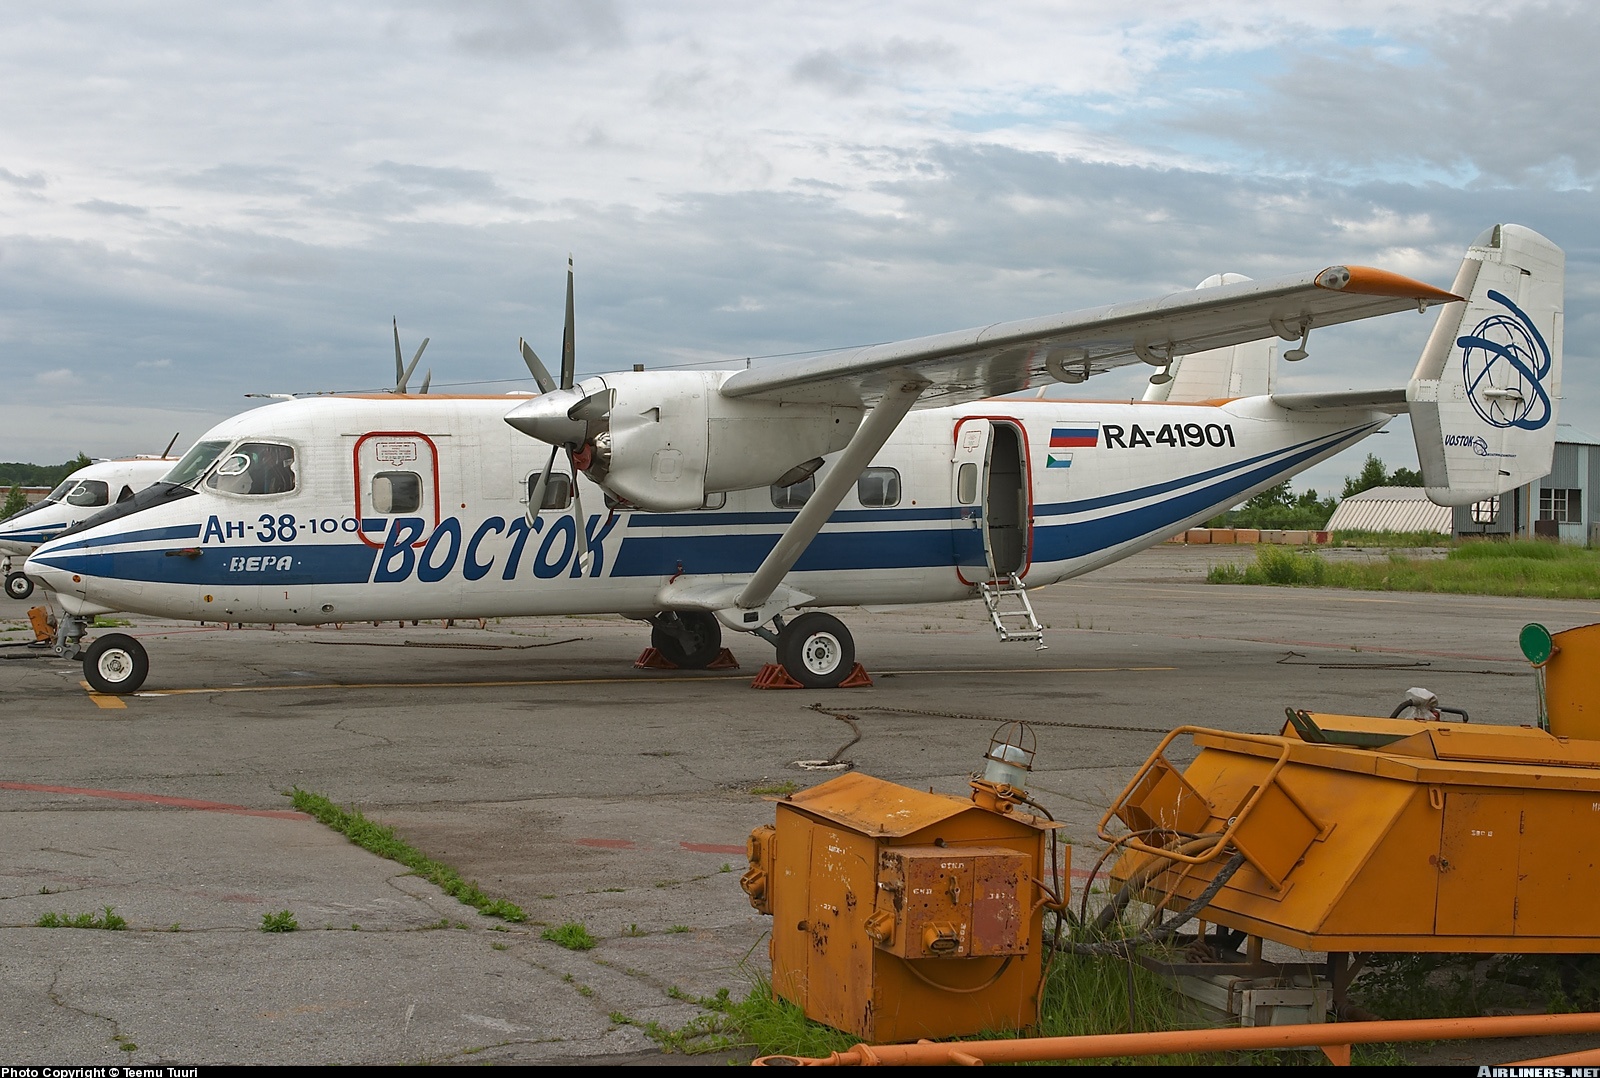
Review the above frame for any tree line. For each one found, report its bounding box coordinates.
[1205,454,1423,531]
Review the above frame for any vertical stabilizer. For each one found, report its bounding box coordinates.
[1144,273,1275,402]
[1407,224,1563,507]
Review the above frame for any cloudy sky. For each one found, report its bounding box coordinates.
[1,0,1592,498]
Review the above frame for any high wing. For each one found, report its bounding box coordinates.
[719,267,1460,407]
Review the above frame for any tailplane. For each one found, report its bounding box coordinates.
[1407,224,1563,507]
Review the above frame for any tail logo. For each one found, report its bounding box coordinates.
[1457,289,1553,431]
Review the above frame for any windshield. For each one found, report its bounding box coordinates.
[42,479,75,504]
[163,440,230,488]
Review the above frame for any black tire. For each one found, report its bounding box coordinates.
[650,610,723,669]
[82,633,149,694]
[5,572,33,600]
[777,612,855,689]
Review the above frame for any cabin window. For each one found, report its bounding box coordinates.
[771,474,815,509]
[62,480,109,507]
[857,467,901,508]
[957,463,978,505]
[526,472,572,510]
[372,471,422,514]
[206,442,297,496]
[163,439,230,487]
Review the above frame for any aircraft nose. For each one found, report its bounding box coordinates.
[505,389,590,446]
[22,548,74,594]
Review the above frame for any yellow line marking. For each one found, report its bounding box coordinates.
[130,665,1177,696]
[79,680,127,709]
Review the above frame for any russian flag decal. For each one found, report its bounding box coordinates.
[1050,426,1098,447]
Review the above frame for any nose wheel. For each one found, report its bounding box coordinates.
[5,571,33,600]
[775,612,856,689]
[82,633,149,695]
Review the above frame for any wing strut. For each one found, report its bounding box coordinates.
[731,378,928,616]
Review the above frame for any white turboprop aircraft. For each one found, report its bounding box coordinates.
[26,225,1562,695]
[0,447,181,599]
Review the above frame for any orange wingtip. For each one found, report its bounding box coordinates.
[1316,265,1462,302]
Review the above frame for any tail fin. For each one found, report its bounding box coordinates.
[1408,224,1563,507]
[1145,273,1275,402]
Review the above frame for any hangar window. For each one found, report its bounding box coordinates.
[771,474,815,509]
[206,442,297,496]
[373,471,422,514]
[1540,488,1583,524]
[525,472,572,511]
[857,467,901,508]
[1470,496,1499,525]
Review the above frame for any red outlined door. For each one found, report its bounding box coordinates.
[951,417,1033,584]
[354,431,441,548]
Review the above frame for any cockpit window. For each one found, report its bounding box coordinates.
[62,480,110,507]
[205,442,297,496]
[43,480,76,504]
[163,440,231,487]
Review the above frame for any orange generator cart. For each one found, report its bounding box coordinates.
[741,763,1061,1043]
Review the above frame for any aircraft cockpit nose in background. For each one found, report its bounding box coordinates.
[0,450,186,599]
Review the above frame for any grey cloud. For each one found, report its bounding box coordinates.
[173,164,315,196]
[791,37,958,97]
[77,199,147,217]
[1177,3,1599,185]
[0,167,46,189]
[3,144,1595,462]
[448,0,623,58]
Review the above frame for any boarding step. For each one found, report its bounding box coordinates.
[978,574,1046,649]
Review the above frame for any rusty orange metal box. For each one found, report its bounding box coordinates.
[743,771,1058,1044]
[871,845,1031,959]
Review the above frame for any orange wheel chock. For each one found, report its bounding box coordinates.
[751,663,872,689]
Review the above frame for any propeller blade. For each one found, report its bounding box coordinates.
[419,369,432,394]
[397,338,428,394]
[527,446,558,516]
[569,453,592,573]
[567,387,613,423]
[519,338,557,395]
[393,318,404,388]
[161,431,180,458]
[560,255,575,391]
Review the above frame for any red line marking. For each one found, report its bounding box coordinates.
[681,842,746,855]
[0,781,305,819]
[575,837,637,849]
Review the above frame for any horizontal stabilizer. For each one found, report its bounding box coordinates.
[1272,388,1409,414]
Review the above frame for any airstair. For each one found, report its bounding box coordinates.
[978,573,1046,649]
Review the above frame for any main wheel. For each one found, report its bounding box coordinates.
[777,612,855,689]
[650,610,723,669]
[82,633,149,694]
[5,571,33,600]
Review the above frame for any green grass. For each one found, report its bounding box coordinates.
[542,921,597,950]
[749,781,800,796]
[36,906,126,930]
[1207,540,1600,599]
[1327,529,1451,548]
[289,788,526,923]
[260,910,299,932]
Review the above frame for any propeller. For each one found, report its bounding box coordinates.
[392,318,430,394]
[512,257,598,571]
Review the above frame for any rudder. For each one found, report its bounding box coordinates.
[1408,224,1563,507]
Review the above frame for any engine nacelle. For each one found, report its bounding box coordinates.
[589,371,861,512]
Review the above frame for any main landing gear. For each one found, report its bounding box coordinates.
[647,608,860,688]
